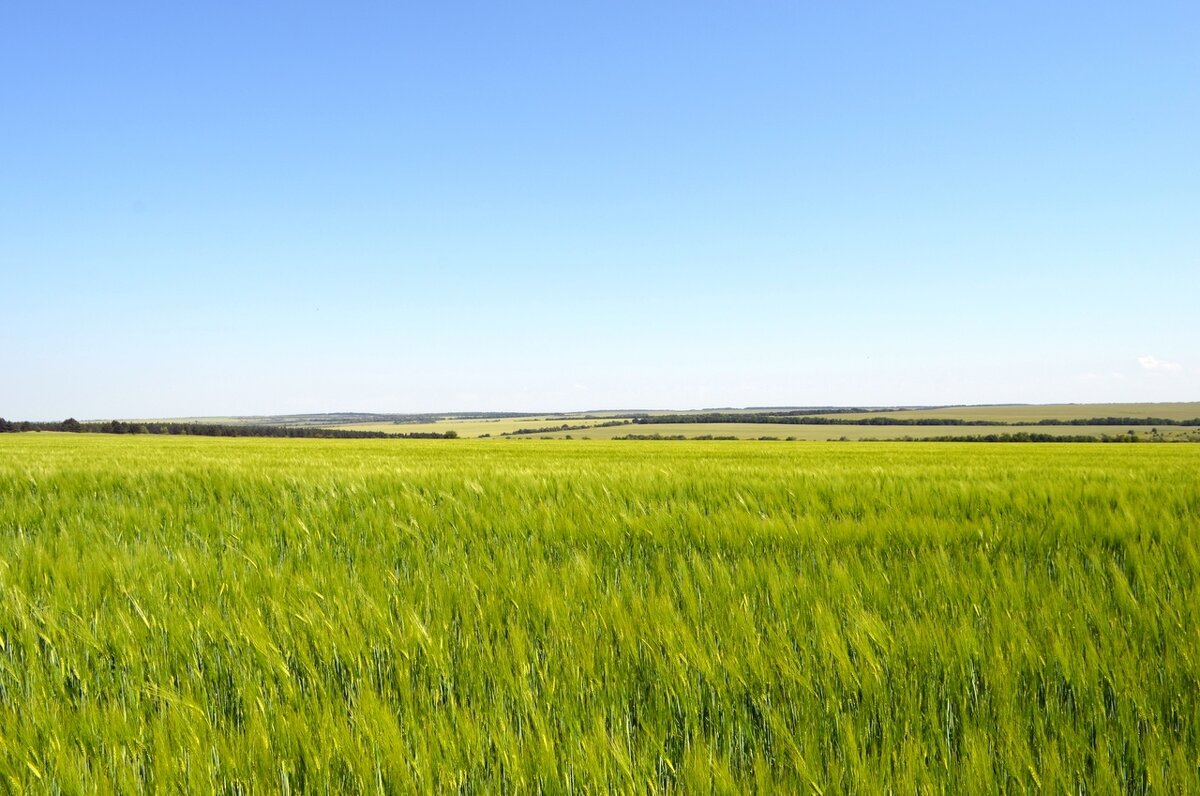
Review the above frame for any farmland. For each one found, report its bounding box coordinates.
[1,433,1197,791]
[326,416,629,438]
[307,402,1200,440]
[522,422,1188,441]
[804,402,1200,423]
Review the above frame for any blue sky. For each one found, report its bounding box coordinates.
[3,2,1197,419]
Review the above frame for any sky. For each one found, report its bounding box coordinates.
[2,1,1198,420]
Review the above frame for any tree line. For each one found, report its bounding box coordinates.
[613,432,1165,443]
[914,432,1153,443]
[502,420,632,437]
[0,418,458,439]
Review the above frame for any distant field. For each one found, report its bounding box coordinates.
[328,417,633,437]
[127,403,1200,434]
[321,404,1200,441]
[524,422,1188,441]
[806,402,1200,423]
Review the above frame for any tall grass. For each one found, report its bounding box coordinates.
[1,435,1197,792]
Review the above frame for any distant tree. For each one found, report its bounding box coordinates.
[62,418,82,432]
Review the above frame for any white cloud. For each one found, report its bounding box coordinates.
[1138,355,1183,373]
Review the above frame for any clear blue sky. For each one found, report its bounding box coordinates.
[3,2,1197,419]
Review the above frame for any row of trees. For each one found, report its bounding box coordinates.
[1032,417,1200,426]
[916,433,1151,443]
[0,419,457,439]
[612,432,1159,443]
[502,420,632,437]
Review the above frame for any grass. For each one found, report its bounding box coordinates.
[1,434,1198,791]
[805,402,1200,423]
[326,417,632,437]
[316,403,1200,440]
[530,422,1187,440]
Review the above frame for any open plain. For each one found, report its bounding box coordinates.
[2,433,1197,791]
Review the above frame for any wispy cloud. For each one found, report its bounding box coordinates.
[1138,355,1183,373]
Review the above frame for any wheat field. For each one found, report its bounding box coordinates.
[1,434,1197,792]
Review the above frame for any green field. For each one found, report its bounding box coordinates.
[528,422,1187,441]
[806,402,1200,423]
[312,403,1200,441]
[2,434,1198,791]
[328,417,631,437]
[144,403,1200,441]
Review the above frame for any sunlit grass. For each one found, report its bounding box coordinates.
[1,434,1197,791]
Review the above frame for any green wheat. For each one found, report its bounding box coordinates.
[1,434,1197,792]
